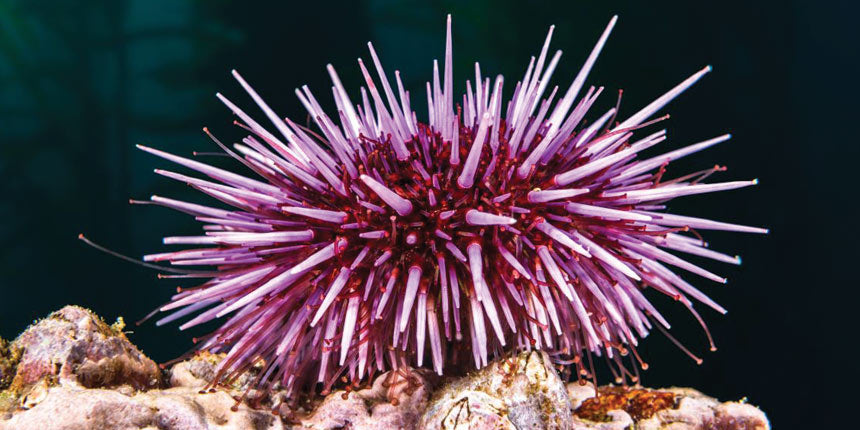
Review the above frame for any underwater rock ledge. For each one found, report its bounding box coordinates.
[0,306,769,430]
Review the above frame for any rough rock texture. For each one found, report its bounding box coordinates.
[7,306,161,392]
[169,351,265,396]
[420,350,572,429]
[0,337,18,390]
[1,385,285,430]
[568,384,769,429]
[0,306,770,429]
[0,337,19,415]
[296,368,434,429]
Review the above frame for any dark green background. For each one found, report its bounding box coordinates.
[1,1,855,427]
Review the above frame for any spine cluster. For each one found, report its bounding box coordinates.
[138,15,765,398]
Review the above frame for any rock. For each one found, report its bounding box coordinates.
[7,306,162,393]
[566,382,597,410]
[0,338,19,391]
[1,385,155,430]
[569,385,770,429]
[0,306,770,429]
[711,400,771,429]
[420,350,572,429]
[0,385,285,430]
[169,351,265,395]
[296,367,434,430]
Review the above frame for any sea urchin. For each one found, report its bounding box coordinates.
[125,15,766,399]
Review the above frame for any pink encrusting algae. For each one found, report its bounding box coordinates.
[129,15,767,399]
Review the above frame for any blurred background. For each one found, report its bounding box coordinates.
[0,0,855,427]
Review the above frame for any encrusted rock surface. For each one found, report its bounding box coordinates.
[2,384,285,430]
[419,351,572,429]
[0,337,17,390]
[567,384,769,429]
[6,305,161,392]
[0,306,770,429]
[296,368,434,429]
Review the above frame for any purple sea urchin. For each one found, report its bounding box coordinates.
[129,15,765,399]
